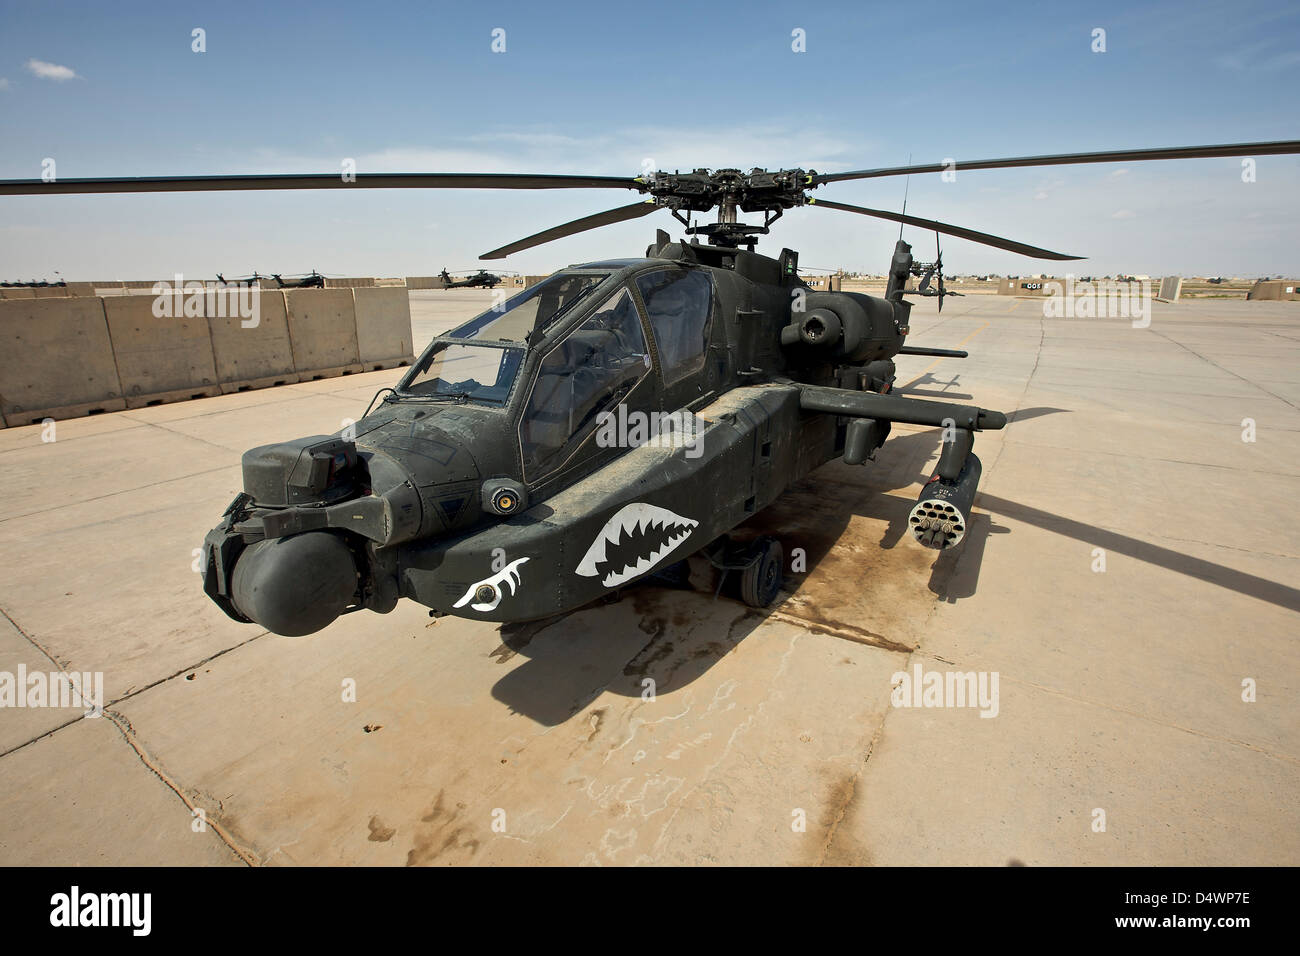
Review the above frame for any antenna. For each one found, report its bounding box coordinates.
[898,153,912,240]
[935,230,945,313]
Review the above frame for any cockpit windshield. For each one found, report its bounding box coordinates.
[399,343,524,404]
[446,272,609,342]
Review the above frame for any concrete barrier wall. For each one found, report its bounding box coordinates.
[800,276,843,290]
[103,294,221,408]
[353,287,414,370]
[998,278,1057,295]
[207,289,300,392]
[998,277,1162,297]
[90,277,410,290]
[1,283,418,425]
[1246,279,1300,301]
[405,276,447,289]
[0,297,126,426]
[0,288,37,299]
[284,288,363,378]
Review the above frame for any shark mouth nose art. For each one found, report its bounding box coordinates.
[575,503,699,588]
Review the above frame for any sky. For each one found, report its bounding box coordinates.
[0,0,1297,279]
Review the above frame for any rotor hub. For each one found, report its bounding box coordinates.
[641,167,815,216]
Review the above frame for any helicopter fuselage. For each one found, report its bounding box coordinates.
[203,238,996,634]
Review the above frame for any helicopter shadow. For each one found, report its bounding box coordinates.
[488,406,1071,726]
[895,371,974,401]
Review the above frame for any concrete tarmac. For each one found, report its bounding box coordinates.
[1,288,1296,865]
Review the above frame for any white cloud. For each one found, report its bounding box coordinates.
[0,78,9,91]
[1215,39,1300,73]
[1030,177,1067,201]
[25,59,79,81]
[229,124,867,179]
[1110,168,1128,178]
[1111,209,1136,219]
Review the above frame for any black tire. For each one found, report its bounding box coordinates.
[740,537,783,608]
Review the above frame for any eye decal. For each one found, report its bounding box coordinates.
[453,557,531,613]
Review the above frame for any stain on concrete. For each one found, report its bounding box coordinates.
[367,815,396,842]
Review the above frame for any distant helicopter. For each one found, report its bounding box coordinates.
[215,272,263,287]
[440,268,503,289]
[213,271,327,288]
[2,139,1296,635]
[271,270,326,288]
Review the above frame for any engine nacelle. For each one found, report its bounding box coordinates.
[780,291,904,364]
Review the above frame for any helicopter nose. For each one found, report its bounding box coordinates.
[229,532,360,636]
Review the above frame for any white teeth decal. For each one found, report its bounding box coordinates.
[454,557,530,612]
[575,503,699,589]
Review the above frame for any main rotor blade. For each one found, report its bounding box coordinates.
[810,140,1300,185]
[480,201,661,259]
[807,198,1083,260]
[0,172,644,197]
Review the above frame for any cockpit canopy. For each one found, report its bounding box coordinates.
[397,271,610,403]
[395,262,717,482]
[445,272,608,343]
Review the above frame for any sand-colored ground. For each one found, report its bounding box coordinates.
[1,289,1296,865]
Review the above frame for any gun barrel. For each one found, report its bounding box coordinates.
[896,346,969,358]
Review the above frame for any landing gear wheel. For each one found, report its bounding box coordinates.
[740,537,783,608]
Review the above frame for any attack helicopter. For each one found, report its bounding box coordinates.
[214,270,327,288]
[215,271,264,287]
[439,267,504,289]
[271,270,326,288]
[3,139,1296,635]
